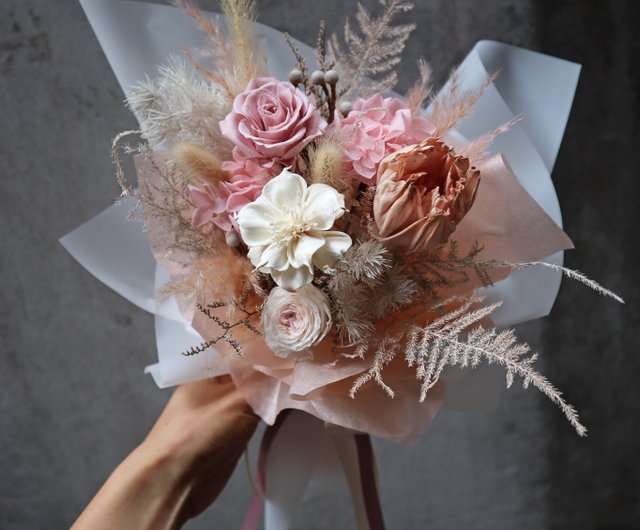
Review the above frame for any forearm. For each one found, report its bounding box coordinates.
[71,442,192,530]
[72,379,258,529]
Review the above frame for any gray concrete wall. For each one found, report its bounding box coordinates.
[1,1,638,528]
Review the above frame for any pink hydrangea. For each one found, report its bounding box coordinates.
[188,158,273,233]
[220,77,326,168]
[335,94,436,182]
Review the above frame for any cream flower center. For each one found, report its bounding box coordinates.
[274,209,315,245]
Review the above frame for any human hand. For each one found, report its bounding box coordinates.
[72,376,258,530]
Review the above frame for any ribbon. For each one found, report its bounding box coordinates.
[242,410,386,530]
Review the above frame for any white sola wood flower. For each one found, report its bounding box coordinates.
[236,168,352,289]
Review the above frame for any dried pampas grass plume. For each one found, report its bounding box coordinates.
[173,143,226,185]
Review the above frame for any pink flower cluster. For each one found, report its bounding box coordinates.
[334,94,436,182]
[189,158,272,234]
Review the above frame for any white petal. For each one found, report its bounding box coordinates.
[247,245,266,268]
[260,169,307,213]
[310,230,352,270]
[287,234,325,269]
[303,183,345,229]
[270,264,314,290]
[261,243,289,271]
[236,202,279,246]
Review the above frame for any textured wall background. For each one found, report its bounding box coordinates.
[1,1,638,528]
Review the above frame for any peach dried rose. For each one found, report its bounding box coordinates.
[373,138,480,253]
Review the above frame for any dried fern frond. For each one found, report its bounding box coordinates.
[328,0,416,98]
[371,266,418,318]
[340,184,377,241]
[406,58,432,115]
[315,19,335,72]
[406,295,586,435]
[428,70,495,136]
[349,335,401,398]
[348,294,586,436]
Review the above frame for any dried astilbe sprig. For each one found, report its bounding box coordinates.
[428,69,496,137]
[328,0,416,98]
[349,294,587,436]
[127,56,230,154]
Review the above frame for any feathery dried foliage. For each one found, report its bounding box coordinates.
[329,241,417,343]
[402,241,496,301]
[502,261,625,304]
[406,58,432,115]
[459,116,522,162]
[340,184,377,241]
[329,0,416,98]
[111,130,142,197]
[160,253,254,309]
[182,296,262,357]
[315,20,335,72]
[408,296,586,435]
[428,70,496,136]
[176,0,263,99]
[348,335,401,398]
[136,151,223,260]
[127,57,230,154]
[220,0,260,87]
[349,295,587,435]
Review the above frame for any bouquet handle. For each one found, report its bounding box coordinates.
[242,410,386,530]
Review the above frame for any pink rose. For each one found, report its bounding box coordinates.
[373,138,481,253]
[220,77,326,167]
[335,94,436,182]
[189,157,273,233]
[261,285,332,360]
